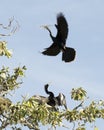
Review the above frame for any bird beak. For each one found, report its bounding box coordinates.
[40,25,47,29]
[40,25,53,29]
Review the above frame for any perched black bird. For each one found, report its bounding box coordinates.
[44,84,67,109]
[42,13,76,62]
[33,84,67,110]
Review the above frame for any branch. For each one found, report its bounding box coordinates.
[0,17,20,37]
[73,101,84,110]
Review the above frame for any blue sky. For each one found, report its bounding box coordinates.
[0,0,104,129]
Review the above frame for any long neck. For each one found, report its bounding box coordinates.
[46,27,55,42]
[44,84,54,98]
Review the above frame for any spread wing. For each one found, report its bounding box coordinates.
[56,13,68,42]
[42,43,60,56]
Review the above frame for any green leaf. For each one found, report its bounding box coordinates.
[94,126,99,130]
[0,41,12,58]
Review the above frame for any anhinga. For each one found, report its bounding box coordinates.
[42,12,76,62]
[44,84,67,109]
[33,84,67,110]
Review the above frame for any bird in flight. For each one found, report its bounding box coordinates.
[42,12,76,62]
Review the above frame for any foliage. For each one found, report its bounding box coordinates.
[0,66,26,96]
[0,17,19,58]
[71,87,87,101]
[0,41,12,58]
[0,83,104,130]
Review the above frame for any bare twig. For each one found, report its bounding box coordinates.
[72,122,75,130]
[61,124,70,129]
[0,17,20,37]
[73,101,84,110]
[0,17,14,30]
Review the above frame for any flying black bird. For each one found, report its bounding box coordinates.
[42,13,76,62]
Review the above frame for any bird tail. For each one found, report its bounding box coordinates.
[62,47,76,62]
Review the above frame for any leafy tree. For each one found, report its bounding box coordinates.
[0,19,104,130]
